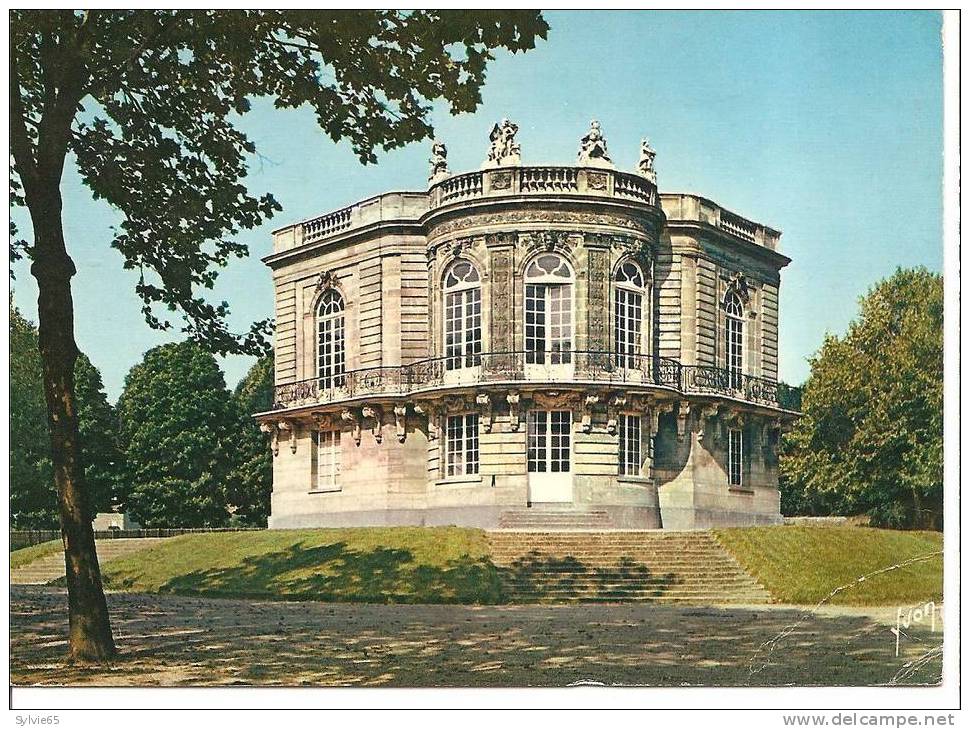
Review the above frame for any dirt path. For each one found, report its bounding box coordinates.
[10,587,942,688]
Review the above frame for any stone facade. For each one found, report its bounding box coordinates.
[257,123,797,530]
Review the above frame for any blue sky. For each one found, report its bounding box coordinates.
[10,10,943,401]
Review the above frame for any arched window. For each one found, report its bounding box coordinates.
[724,291,744,389]
[317,289,345,390]
[613,260,646,368]
[525,253,573,365]
[443,259,482,370]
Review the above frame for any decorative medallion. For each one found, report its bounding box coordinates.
[586,171,609,190]
[491,171,513,190]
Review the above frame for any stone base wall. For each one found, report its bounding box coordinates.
[267,400,782,531]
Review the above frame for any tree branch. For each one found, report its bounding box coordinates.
[8,45,39,193]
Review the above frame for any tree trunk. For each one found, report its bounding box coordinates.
[29,186,116,663]
[911,487,925,531]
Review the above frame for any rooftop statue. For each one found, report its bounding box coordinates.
[638,138,657,184]
[483,118,522,168]
[577,119,613,168]
[429,139,450,183]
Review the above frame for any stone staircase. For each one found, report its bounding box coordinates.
[486,530,771,604]
[10,538,167,585]
[497,508,615,531]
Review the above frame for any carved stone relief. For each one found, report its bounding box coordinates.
[587,247,610,351]
[429,210,651,240]
[362,405,383,444]
[341,408,362,446]
[476,393,493,433]
[506,391,521,431]
[260,422,280,457]
[393,404,408,443]
[676,401,692,438]
[489,248,514,355]
[581,394,600,433]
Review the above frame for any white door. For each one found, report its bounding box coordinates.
[527,410,573,503]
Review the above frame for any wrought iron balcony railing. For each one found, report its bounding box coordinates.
[271,351,801,413]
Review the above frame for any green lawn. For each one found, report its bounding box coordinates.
[10,540,62,569]
[97,527,504,604]
[11,526,944,607]
[714,526,943,606]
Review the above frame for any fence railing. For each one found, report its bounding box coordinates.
[10,527,263,551]
[272,350,800,412]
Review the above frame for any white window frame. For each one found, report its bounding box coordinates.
[618,413,643,477]
[442,260,482,371]
[445,413,479,478]
[524,254,573,366]
[313,429,342,493]
[317,289,346,390]
[527,410,572,474]
[614,260,646,368]
[728,427,743,487]
[725,292,744,390]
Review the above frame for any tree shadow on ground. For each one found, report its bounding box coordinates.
[132,543,678,604]
[10,586,944,688]
[150,542,506,604]
[504,551,679,600]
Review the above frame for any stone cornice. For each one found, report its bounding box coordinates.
[263,219,426,269]
[667,220,791,272]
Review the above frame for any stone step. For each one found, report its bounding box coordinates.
[485,529,770,605]
[10,538,168,585]
[504,595,767,604]
[496,510,617,531]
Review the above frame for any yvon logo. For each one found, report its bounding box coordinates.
[890,601,939,657]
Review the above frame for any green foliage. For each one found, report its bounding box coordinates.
[10,302,122,526]
[74,355,125,519]
[10,10,548,354]
[225,356,274,526]
[100,527,505,604]
[715,526,942,606]
[9,303,55,527]
[780,268,944,529]
[117,341,237,527]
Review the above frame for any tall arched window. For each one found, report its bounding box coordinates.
[443,259,482,370]
[724,291,744,389]
[317,289,345,390]
[613,260,646,368]
[525,253,573,365]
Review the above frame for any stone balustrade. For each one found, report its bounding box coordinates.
[428,165,658,209]
[659,193,781,251]
[269,169,782,255]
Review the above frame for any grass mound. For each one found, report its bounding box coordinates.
[98,527,504,604]
[714,526,942,606]
[10,540,62,569]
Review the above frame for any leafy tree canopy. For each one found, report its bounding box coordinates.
[10,9,548,354]
[780,267,944,529]
[117,341,237,527]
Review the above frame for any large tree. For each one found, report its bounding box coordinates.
[117,342,237,528]
[780,268,944,530]
[10,303,122,526]
[225,356,274,526]
[9,10,547,659]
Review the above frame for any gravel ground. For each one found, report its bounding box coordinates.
[10,586,943,688]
